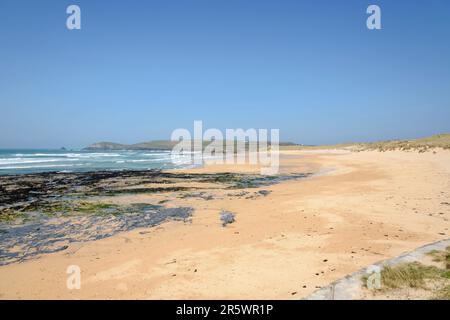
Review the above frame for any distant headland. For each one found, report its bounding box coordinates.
[83,141,179,151]
[83,140,301,151]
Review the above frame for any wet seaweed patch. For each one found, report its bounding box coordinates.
[0,210,27,223]
[86,186,193,196]
[196,172,313,189]
[199,173,279,189]
[40,201,121,216]
[0,170,314,264]
[0,204,193,265]
[0,170,313,221]
[1,201,145,223]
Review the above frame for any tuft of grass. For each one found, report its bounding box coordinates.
[427,246,450,269]
[433,285,450,300]
[363,249,450,299]
[380,262,442,289]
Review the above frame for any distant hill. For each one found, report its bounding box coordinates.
[84,140,301,151]
[84,142,129,150]
[84,141,177,151]
[84,134,450,152]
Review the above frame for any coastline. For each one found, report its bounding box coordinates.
[0,149,449,299]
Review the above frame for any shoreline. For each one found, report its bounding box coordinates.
[0,149,449,299]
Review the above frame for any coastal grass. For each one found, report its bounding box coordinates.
[427,246,450,269]
[0,171,301,223]
[379,262,443,289]
[433,284,450,300]
[279,143,356,151]
[363,133,450,152]
[363,247,450,299]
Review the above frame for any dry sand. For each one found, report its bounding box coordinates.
[0,149,449,299]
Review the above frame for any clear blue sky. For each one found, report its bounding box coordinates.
[1,0,449,148]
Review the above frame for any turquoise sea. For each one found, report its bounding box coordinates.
[0,149,193,175]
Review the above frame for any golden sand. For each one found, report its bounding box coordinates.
[0,149,449,299]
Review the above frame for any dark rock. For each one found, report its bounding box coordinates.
[257,190,271,196]
[220,211,235,227]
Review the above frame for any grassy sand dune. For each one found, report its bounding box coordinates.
[281,133,450,152]
[360,246,450,300]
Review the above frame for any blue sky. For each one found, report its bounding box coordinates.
[0,0,449,148]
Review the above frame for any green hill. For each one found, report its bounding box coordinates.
[84,140,299,151]
[84,141,177,150]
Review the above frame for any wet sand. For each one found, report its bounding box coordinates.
[0,149,449,299]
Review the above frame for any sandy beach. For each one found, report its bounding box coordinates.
[0,149,449,299]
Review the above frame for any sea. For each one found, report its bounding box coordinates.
[0,149,194,175]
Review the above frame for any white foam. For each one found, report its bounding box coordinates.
[143,152,171,156]
[0,158,79,165]
[0,164,75,170]
[0,150,194,173]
